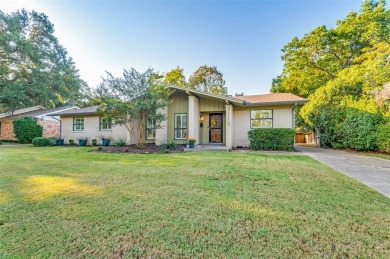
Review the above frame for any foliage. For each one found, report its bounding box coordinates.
[188,138,196,144]
[159,140,178,151]
[32,137,50,147]
[341,109,384,151]
[13,117,42,143]
[0,9,89,112]
[69,139,75,145]
[272,1,390,150]
[94,68,171,147]
[188,65,227,95]
[248,128,295,151]
[92,139,97,146]
[376,123,390,153]
[114,137,127,147]
[164,67,187,87]
[76,136,89,142]
[48,137,58,146]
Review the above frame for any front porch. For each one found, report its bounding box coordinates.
[184,144,232,152]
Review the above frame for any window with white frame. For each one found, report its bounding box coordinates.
[99,117,112,130]
[146,117,156,140]
[73,118,84,131]
[174,113,187,139]
[250,110,273,128]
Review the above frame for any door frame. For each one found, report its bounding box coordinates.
[209,113,223,144]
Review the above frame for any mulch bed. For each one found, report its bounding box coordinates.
[93,144,186,154]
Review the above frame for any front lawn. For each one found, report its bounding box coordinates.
[0,147,389,257]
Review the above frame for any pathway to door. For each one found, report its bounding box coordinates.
[299,146,390,198]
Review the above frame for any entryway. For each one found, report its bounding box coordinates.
[209,113,223,143]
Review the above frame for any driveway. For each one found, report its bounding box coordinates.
[299,146,390,198]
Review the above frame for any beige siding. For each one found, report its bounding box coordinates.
[167,92,188,144]
[60,115,131,145]
[233,105,294,147]
[199,98,225,112]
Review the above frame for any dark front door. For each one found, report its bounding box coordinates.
[209,113,223,143]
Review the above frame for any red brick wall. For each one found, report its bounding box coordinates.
[38,119,60,138]
[0,119,17,140]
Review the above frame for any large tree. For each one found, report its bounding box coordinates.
[188,65,227,95]
[272,0,389,125]
[0,9,88,112]
[164,67,187,87]
[94,68,171,147]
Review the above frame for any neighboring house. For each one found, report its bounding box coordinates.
[0,106,79,140]
[53,86,307,147]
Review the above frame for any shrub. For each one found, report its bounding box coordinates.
[92,139,97,146]
[376,123,390,153]
[341,109,384,151]
[48,137,58,146]
[160,140,178,151]
[32,137,50,147]
[13,117,43,143]
[69,139,75,145]
[115,137,127,147]
[248,128,295,151]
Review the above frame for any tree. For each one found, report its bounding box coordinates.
[94,68,171,147]
[188,65,227,95]
[164,67,187,87]
[0,9,88,112]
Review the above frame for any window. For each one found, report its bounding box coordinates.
[73,118,84,131]
[146,117,156,140]
[250,110,273,128]
[99,117,112,130]
[174,113,187,139]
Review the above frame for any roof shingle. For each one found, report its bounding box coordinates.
[235,93,306,104]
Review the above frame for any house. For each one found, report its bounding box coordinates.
[0,106,79,140]
[53,86,307,147]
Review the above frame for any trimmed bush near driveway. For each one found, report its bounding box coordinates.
[248,128,295,151]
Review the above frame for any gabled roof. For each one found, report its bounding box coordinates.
[50,106,99,116]
[169,85,307,106]
[0,106,79,119]
[235,93,307,105]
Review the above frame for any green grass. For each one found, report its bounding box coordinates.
[365,153,390,160]
[0,147,389,257]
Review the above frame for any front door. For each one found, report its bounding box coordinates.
[209,113,223,143]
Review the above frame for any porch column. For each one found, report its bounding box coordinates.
[188,95,200,144]
[225,104,233,148]
[155,106,168,145]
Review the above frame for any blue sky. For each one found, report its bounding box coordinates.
[3,0,362,95]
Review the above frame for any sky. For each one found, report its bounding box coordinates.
[2,0,362,95]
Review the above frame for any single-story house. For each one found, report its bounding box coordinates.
[53,86,307,147]
[0,106,79,140]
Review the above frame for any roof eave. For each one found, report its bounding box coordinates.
[243,100,308,106]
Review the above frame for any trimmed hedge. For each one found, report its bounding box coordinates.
[376,124,390,153]
[13,117,43,143]
[32,137,50,147]
[248,128,295,151]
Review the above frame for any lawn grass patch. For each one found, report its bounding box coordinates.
[0,147,389,257]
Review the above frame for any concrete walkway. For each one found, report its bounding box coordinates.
[299,146,390,198]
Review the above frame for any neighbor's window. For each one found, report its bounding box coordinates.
[146,117,156,140]
[250,110,273,128]
[73,118,84,131]
[174,113,187,139]
[99,117,112,130]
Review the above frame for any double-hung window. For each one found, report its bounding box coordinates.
[174,113,187,139]
[250,110,273,128]
[99,117,112,130]
[73,118,84,131]
[146,117,156,140]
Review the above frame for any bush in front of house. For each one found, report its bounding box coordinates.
[248,128,295,151]
[32,137,50,147]
[376,123,390,153]
[13,117,43,144]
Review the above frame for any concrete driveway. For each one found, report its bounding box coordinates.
[299,146,390,198]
